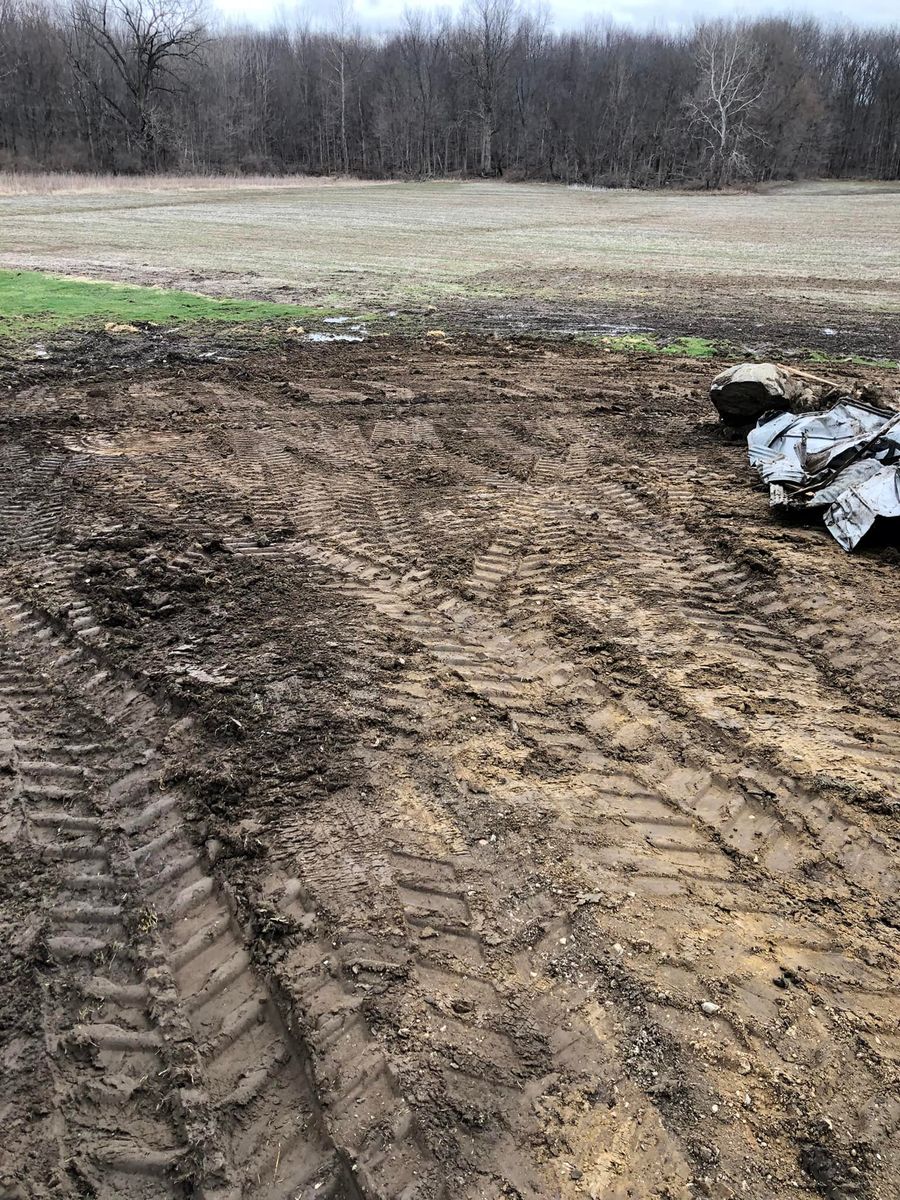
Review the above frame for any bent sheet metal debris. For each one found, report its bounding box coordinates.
[747,400,900,550]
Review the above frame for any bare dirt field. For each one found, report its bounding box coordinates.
[2,328,899,1200]
[2,179,899,355]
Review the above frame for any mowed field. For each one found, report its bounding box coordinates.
[2,178,900,348]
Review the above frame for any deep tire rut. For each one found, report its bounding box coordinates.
[0,600,363,1200]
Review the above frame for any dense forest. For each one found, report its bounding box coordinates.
[1,0,898,185]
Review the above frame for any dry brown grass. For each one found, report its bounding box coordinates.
[0,171,382,196]
[1,179,897,330]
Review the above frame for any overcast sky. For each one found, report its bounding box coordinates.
[214,0,898,32]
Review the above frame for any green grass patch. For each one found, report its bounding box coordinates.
[596,333,725,358]
[0,269,333,337]
[659,335,720,359]
[807,348,898,369]
[593,333,897,367]
[599,334,658,353]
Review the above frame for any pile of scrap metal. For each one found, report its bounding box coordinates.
[710,363,900,551]
[748,401,900,550]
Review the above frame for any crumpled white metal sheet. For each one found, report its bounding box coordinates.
[825,465,900,551]
[747,401,900,551]
[747,401,897,485]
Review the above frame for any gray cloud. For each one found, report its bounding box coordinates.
[218,0,898,30]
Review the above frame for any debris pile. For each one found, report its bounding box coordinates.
[748,401,900,550]
[709,361,900,551]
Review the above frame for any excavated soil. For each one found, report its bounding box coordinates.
[1,334,899,1200]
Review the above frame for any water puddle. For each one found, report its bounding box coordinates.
[304,319,368,344]
[304,332,365,343]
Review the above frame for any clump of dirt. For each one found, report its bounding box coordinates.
[62,519,370,889]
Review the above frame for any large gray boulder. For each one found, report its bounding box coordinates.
[710,363,799,425]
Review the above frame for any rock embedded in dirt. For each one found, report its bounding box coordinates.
[710,363,798,424]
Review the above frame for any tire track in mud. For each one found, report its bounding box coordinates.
[443,407,900,692]
[0,446,67,556]
[368,676,707,1200]
[0,671,188,1197]
[275,659,702,1200]
[212,397,900,1193]
[279,526,899,925]
[0,446,108,647]
[0,481,685,1193]
[0,437,462,1196]
[581,468,900,751]
[221,522,699,1191]
[0,598,375,1200]
[362,679,825,1199]
[225,528,899,1196]
[500,487,900,860]
[413,423,900,852]
[371,421,900,1192]
[627,444,900,715]
[240,482,899,902]
[45,427,900,849]
[1,436,707,1195]
[81,419,900,1031]
[8,388,900,1196]
[553,425,900,722]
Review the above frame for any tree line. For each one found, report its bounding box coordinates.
[1,0,898,186]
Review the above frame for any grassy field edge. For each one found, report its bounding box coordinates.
[1,268,896,371]
[0,269,333,338]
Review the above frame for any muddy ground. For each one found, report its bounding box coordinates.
[4,180,900,360]
[1,332,899,1200]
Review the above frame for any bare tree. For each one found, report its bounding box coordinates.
[510,8,548,176]
[325,0,369,173]
[66,0,207,168]
[400,10,445,176]
[0,0,13,78]
[688,23,765,187]
[463,0,516,174]
[2,3,899,185]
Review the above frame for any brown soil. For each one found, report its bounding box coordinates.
[1,333,898,1200]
